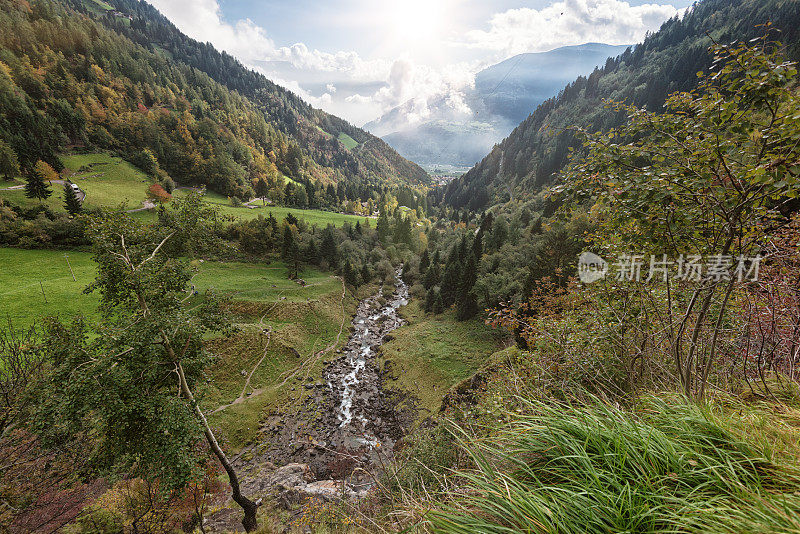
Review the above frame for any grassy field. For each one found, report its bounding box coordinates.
[379,301,505,419]
[184,195,370,227]
[337,132,359,150]
[0,247,344,327]
[196,265,366,450]
[191,260,341,303]
[168,184,369,228]
[0,245,354,450]
[0,248,98,327]
[0,153,151,212]
[0,152,369,227]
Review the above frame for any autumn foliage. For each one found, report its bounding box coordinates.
[147,183,172,204]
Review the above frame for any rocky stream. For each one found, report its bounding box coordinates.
[213,268,416,529]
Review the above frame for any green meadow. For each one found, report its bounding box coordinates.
[0,152,370,228]
[337,132,359,150]
[0,248,98,327]
[0,247,343,329]
[379,300,505,417]
[0,153,151,212]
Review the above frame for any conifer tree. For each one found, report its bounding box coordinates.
[360,263,371,284]
[24,169,52,203]
[343,260,359,287]
[287,240,302,279]
[281,224,294,261]
[320,227,338,267]
[472,230,483,260]
[419,248,430,275]
[0,141,19,180]
[63,182,82,215]
[304,238,319,264]
[267,212,278,235]
[425,287,437,313]
[423,262,441,290]
[456,254,479,320]
[432,291,444,314]
[376,211,390,243]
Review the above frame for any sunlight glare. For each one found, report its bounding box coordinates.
[384,0,450,50]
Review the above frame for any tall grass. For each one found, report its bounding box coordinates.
[428,397,800,533]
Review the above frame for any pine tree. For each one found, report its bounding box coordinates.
[419,248,430,275]
[423,262,440,290]
[401,261,413,284]
[424,287,437,313]
[0,141,19,180]
[267,212,278,235]
[456,292,478,321]
[287,240,302,279]
[376,211,390,243]
[343,260,359,287]
[432,291,444,314]
[24,169,52,203]
[281,225,294,261]
[456,254,479,320]
[360,263,371,284]
[472,230,483,260]
[304,239,320,265]
[63,182,82,215]
[320,227,338,267]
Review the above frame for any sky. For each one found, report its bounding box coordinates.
[146,0,694,128]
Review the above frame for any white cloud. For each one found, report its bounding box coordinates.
[461,0,681,55]
[145,0,682,129]
[147,0,275,62]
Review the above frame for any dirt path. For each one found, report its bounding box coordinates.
[238,312,272,399]
[126,200,156,213]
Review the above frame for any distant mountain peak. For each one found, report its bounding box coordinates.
[366,42,629,167]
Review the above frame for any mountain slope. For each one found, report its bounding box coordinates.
[474,43,631,126]
[366,43,628,167]
[96,0,429,187]
[442,0,800,211]
[0,0,427,206]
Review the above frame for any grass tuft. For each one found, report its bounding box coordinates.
[427,396,800,533]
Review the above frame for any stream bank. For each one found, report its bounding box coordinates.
[228,268,418,511]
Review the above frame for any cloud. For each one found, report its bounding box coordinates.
[461,0,682,55]
[147,0,275,62]
[145,0,682,129]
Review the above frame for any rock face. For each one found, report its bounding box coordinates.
[264,463,367,508]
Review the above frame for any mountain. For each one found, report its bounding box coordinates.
[474,43,631,126]
[365,43,629,167]
[0,0,428,206]
[441,0,800,212]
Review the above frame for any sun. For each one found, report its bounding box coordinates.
[383,0,451,50]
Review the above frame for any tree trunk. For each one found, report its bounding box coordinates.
[176,361,259,531]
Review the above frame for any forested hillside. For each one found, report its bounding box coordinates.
[440,0,800,211]
[0,0,428,206]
